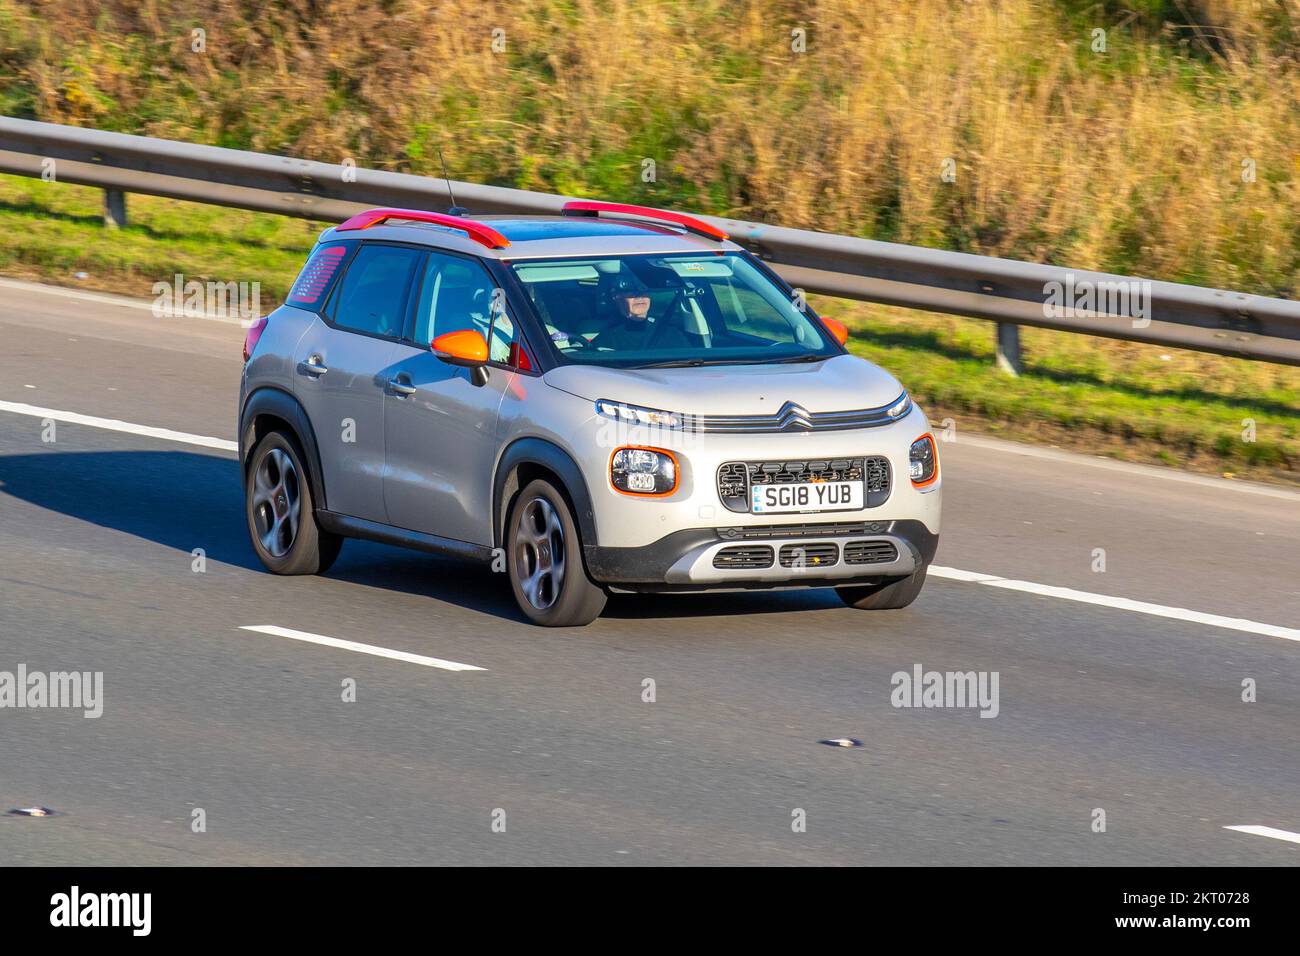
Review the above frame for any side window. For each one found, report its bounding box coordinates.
[286,243,349,311]
[331,244,421,338]
[413,252,522,365]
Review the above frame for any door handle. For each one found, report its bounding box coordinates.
[388,376,417,396]
[297,355,329,377]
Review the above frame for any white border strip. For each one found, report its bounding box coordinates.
[0,400,237,451]
[930,566,1300,643]
[240,625,486,672]
[1223,825,1300,846]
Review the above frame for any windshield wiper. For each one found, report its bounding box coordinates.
[636,358,708,369]
[635,354,828,369]
[770,354,827,364]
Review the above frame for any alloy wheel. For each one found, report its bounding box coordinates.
[251,447,301,558]
[514,496,566,610]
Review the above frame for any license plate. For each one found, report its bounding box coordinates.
[750,481,863,514]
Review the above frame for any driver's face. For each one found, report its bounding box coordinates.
[617,294,652,321]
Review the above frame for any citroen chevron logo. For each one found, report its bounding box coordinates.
[776,401,813,431]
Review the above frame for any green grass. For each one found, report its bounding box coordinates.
[0,175,319,302]
[831,299,1300,480]
[1,172,1296,483]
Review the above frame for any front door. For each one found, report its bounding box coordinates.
[383,250,515,545]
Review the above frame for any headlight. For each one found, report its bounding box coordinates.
[596,399,685,429]
[909,433,938,486]
[611,446,678,496]
[885,392,912,420]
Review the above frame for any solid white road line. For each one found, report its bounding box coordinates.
[930,567,1300,644]
[2,400,1297,644]
[239,625,486,672]
[0,276,251,325]
[953,433,1300,503]
[0,400,237,452]
[1223,825,1300,846]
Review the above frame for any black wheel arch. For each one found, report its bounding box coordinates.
[493,437,597,552]
[239,386,329,512]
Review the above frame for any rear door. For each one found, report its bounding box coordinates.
[293,242,421,523]
[383,250,520,545]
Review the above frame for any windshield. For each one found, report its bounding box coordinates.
[509,252,840,368]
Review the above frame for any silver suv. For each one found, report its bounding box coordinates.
[238,202,942,626]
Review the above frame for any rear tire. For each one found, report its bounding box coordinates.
[507,479,606,626]
[836,565,927,610]
[245,429,342,575]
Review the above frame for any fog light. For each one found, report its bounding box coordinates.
[611,446,678,496]
[909,433,938,487]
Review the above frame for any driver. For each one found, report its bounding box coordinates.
[591,289,690,353]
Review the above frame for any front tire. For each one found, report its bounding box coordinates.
[245,429,342,575]
[507,479,606,626]
[836,565,927,610]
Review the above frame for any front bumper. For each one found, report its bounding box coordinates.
[585,519,938,592]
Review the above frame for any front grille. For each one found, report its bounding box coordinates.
[716,457,892,513]
[713,545,775,570]
[689,396,909,433]
[716,462,749,511]
[843,540,899,565]
[778,543,839,568]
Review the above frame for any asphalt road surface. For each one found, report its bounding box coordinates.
[1,277,1297,865]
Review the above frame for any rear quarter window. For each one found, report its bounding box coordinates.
[286,244,350,311]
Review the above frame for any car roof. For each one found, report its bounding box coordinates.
[318,215,743,260]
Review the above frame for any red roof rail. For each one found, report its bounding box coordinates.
[335,207,510,249]
[561,200,728,241]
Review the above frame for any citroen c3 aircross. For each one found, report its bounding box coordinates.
[238,202,942,626]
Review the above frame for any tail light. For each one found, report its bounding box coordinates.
[243,315,269,363]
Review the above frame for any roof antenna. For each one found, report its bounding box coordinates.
[437,146,469,217]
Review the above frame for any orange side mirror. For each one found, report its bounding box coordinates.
[431,329,489,367]
[821,317,849,346]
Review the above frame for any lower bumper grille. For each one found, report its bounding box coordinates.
[778,543,839,568]
[843,540,899,565]
[713,545,775,570]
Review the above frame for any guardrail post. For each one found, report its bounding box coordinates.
[103,188,127,229]
[995,322,1022,376]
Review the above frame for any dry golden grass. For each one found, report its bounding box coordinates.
[2,0,1298,294]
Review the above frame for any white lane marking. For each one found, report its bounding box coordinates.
[1,401,1297,644]
[0,400,237,452]
[0,277,250,325]
[0,277,157,314]
[930,566,1300,644]
[953,433,1300,503]
[1223,825,1300,846]
[239,625,486,672]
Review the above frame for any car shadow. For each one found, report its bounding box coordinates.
[0,448,523,621]
[0,448,843,624]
